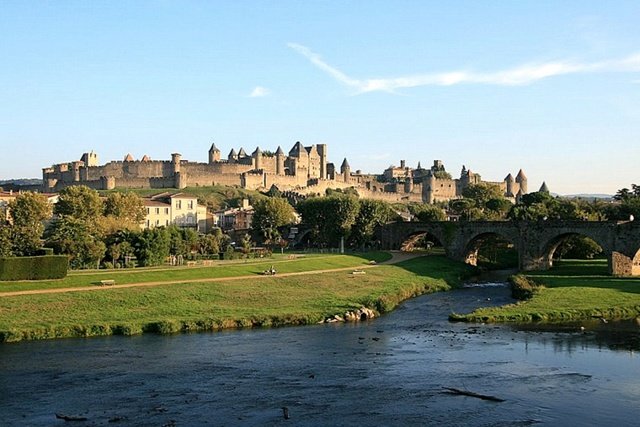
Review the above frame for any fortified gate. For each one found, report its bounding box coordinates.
[376,220,640,276]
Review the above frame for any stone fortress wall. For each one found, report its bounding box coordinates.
[42,141,530,204]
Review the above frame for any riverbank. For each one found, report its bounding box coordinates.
[452,259,640,323]
[0,254,474,343]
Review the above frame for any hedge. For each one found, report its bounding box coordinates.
[0,255,69,281]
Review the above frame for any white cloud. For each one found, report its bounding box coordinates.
[288,42,640,94]
[249,86,270,97]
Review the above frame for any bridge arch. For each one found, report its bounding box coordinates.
[540,231,610,270]
[462,231,519,268]
[400,230,445,252]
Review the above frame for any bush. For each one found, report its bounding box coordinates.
[0,255,68,281]
[510,274,543,300]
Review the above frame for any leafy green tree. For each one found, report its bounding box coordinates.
[133,228,170,267]
[411,204,447,222]
[103,192,146,228]
[251,197,296,245]
[555,235,603,260]
[0,223,12,257]
[54,186,103,223]
[298,196,360,247]
[7,192,52,255]
[451,183,511,220]
[350,199,395,248]
[45,217,106,269]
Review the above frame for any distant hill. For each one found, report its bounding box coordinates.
[0,178,42,186]
[562,194,613,201]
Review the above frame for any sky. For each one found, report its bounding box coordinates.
[1,1,639,195]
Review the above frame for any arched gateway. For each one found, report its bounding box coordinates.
[376,220,640,276]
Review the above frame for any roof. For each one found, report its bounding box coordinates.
[275,146,284,155]
[141,155,151,162]
[504,173,514,181]
[516,169,527,180]
[238,147,247,157]
[228,148,237,157]
[124,153,134,162]
[143,200,171,207]
[341,158,350,169]
[168,192,198,199]
[209,143,220,152]
[539,181,550,193]
[289,141,304,157]
[252,146,262,156]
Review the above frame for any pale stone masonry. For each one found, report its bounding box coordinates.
[42,142,529,204]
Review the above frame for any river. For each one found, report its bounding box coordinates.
[1,283,639,426]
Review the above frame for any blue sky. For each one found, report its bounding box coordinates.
[1,1,639,194]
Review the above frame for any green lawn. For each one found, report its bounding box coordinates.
[454,259,640,322]
[0,254,473,342]
[0,252,391,293]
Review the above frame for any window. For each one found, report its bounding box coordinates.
[188,200,194,209]
[164,208,169,214]
[176,200,182,209]
[155,208,160,214]
[166,220,169,226]
[156,219,160,226]
[146,208,150,214]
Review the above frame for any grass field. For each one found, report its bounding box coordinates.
[0,253,391,293]
[0,254,474,342]
[453,259,640,323]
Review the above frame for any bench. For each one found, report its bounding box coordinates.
[202,260,214,266]
[98,279,115,286]
[186,261,197,267]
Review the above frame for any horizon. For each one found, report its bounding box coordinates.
[2,1,639,194]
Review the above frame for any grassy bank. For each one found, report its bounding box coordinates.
[452,259,640,323]
[0,252,391,294]
[0,255,474,343]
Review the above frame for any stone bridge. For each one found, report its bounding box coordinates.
[376,220,640,276]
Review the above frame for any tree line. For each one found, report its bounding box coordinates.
[2,182,639,269]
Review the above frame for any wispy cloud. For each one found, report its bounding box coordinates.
[249,86,270,97]
[288,43,640,94]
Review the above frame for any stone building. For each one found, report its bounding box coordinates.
[42,142,529,204]
[142,192,211,233]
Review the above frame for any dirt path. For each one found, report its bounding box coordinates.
[0,252,420,298]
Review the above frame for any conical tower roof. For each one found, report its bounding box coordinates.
[504,173,514,182]
[141,155,151,162]
[417,161,422,169]
[289,141,304,157]
[124,153,134,162]
[539,181,550,193]
[209,143,220,153]
[275,146,284,155]
[238,147,247,157]
[341,158,350,169]
[252,146,262,156]
[228,148,237,158]
[516,169,527,181]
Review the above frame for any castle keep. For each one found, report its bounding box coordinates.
[42,142,528,203]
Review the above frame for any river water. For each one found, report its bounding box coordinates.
[1,283,640,426]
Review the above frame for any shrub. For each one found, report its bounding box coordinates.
[0,255,68,281]
[510,274,543,300]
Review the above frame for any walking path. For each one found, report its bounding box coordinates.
[0,252,423,298]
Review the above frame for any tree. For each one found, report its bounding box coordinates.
[45,217,106,269]
[103,192,146,230]
[350,199,395,248]
[297,196,360,247]
[133,228,170,267]
[251,197,296,246]
[7,192,52,256]
[0,223,12,257]
[410,204,447,222]
[55,186,103,223]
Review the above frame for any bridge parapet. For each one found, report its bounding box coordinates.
[376,220,640,276]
